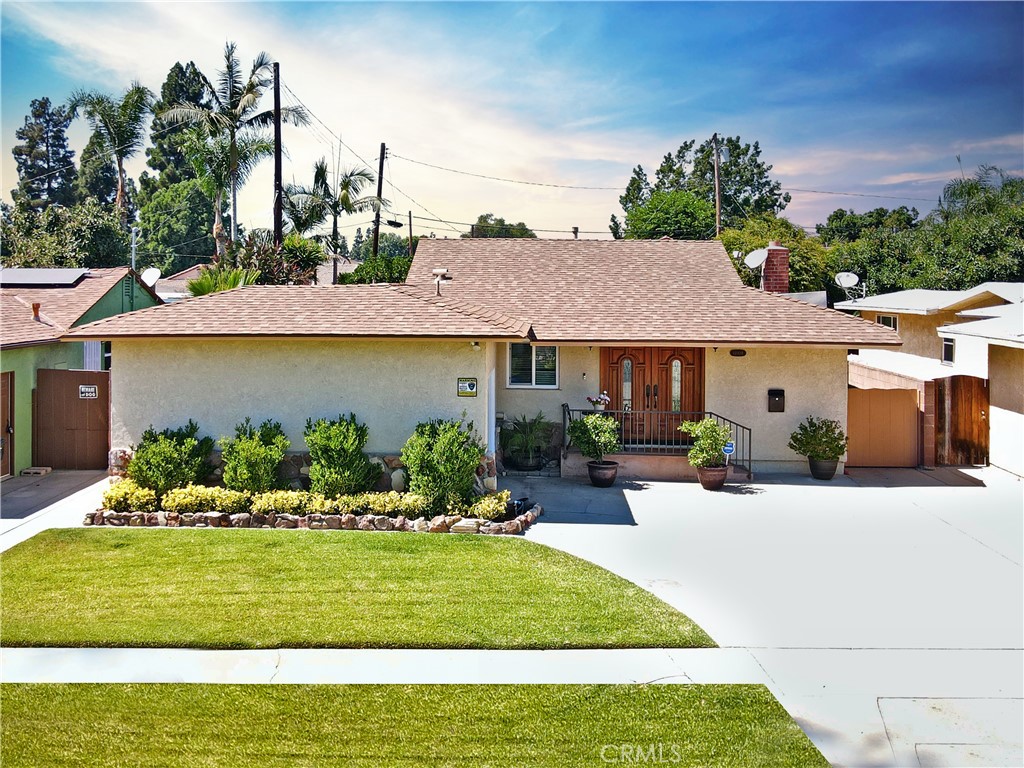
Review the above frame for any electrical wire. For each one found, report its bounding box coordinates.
[389,152,624,191]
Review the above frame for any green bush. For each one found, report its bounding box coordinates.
[679,417,732,468]
[250,490,329,517]
[788,416,848,460]
[567,414,621,462]
[304,413,381,497]
[331,491,429,518]
[401,418,485,515]
[102,479,158,514]
[468,490,511,521]
[127,420,214,500]
[220,418,290,493]
[161,484,251,516]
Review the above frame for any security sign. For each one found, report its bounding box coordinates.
[723,441,735,456]
[457,378,478,397]
[79,385,99,400]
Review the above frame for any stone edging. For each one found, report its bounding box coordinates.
[83,505,543,536]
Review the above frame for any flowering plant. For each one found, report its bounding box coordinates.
[586,391,611,407]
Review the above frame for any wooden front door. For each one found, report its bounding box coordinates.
[601,347,705,445]
[32,369,110,470]
[1,371,13,477]
[936,375,989,465]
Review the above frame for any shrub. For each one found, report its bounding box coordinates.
[250,490,328,517]
[161,484,251,516]
[679,417,732,468]
[304,413,381,497]
[330,491,430,518]
[401,418,485,515]
[500,412,551,469]
[567,414,620,462]
[220,418,290,493]
[127,420,214,499]
[468,490,511,521]
[788,416,848,460]
[102,479,158,514]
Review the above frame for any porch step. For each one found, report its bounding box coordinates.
[21,467,53,476]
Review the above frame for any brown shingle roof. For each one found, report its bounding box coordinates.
[64,283,532,340]
[2,268,135,349]
[406,239,901,347]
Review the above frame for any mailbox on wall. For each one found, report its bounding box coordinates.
[768,389,785,412]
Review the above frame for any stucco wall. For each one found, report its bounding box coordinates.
[110,338,490,455]
[988,345,1024,477]
[495,344,599,424]
[1,342,85,474]
[705,347,849,472]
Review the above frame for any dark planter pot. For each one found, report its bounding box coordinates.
[508,454,545,472]
[808,458,839,481]
[587,460,619,487]
[696,466,729,491]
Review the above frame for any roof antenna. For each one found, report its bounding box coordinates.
[432,267,452,296]
[835,272,865,301]
[743,248,768,290]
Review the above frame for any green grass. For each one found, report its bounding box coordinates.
[0,528,714,649]
[0,684,827,767]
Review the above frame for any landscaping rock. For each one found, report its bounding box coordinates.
[373,470,392,493]
[298,516,310,529]
[480,523,504,535]
[413,517,429,532]
[288,480,304,491]
[428,515,449,533]
[450,519,482,534]
[279,461,300,480]
[372,515,393,531]
[145,513,161,527]
[83,513,94,526]
[383,455,404,469]
[299,466,310,477]
[204,512,224,527]
[394,515,408,532]
[275,515,298,529]
[444,515,463,529]
[390,468,407,492]
[325,515,342,530]
[524,510,536,524]
[357,515,374,531]
[341,513,357,530]
[230,513,252,528]
[265,513,277,528]
[483,476,498,492]
[502,519,523,535]
[165,512,180,528]
[250,512,267,528]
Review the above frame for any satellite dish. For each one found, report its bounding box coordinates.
[140,267,161,287]
[835,272,860,289]
[743,248,768,269]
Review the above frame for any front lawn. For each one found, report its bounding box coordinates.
[0,528,714,649]
[0,684,827,767]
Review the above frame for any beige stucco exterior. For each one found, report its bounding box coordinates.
[110,338,491,455]
[705,347,850,473]
[988,345,1024,477]
[495,344,599,424]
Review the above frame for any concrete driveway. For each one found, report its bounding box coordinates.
[515,468,1023,768]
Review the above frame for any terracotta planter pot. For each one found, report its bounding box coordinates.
[808,458,839,481]
[587,460,618,487]
[696,466,728,491]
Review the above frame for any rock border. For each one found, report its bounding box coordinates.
[83,505,543,536]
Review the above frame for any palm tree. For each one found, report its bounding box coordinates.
[309,155,378,258]
[161,42,308,243]
[68,82,153,225]
[179,125,273,258]
[281,184,326,237]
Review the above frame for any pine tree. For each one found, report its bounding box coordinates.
[140,61,208,198]
[75,130,118,206]
[11,97,77,211]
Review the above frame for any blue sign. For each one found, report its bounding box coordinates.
[723,441,735,456]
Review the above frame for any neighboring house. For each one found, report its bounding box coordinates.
[155,263,208,303]
[0,267,161,477]
[939,303,1024,477]
[65,239,898,480]
[315,258,358,285]
[835,282,1022,468]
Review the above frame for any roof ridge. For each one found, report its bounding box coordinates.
[390,284,531,335]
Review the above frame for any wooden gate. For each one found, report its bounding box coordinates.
[936,376,988,465]
[847,388,920,467]
[1,371,13,477]
[33,369,110,470]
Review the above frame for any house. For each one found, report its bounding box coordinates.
[155,263,208,303]
[835,282,1022,468]
[1,267,161,477]
[64,239,898,481]
[938,302,1024,477]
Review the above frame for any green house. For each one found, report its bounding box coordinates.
[1,267,160,477]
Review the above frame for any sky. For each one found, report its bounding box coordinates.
[1,1,1022,246]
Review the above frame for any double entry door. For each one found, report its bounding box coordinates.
[600,347,705,446]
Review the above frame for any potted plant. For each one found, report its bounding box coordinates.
[586,391,611,411]
[679,417,733,490]
[566,413,621,487]
[500,412,551,471]
[788,416,848,480]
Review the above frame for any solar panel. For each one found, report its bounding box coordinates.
[0,268,89,287]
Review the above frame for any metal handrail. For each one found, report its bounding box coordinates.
[562,403,752,479]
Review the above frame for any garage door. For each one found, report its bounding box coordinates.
[33,369,110,469]
[847,388,919,467]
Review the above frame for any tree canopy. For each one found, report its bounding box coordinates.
[136,179,216,274]
[720,214,830,295]
[461,213,536,238]
[139,61,208,198]
[1,197,129,268]
[615,189,715,240]
[11,97,77,211]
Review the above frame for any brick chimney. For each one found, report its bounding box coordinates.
[31,302,41,320]
[763,241,790,293]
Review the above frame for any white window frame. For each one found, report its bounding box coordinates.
[506,343,559,389]
[942,337,955,365]
[877,314,898,332]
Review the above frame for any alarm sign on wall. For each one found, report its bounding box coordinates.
[457,378,478,397]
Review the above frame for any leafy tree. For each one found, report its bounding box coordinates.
[68,82,154,224]
[461,213,536,238]
[620,189,715,240]
[226,230,321,285]
[610,135,790,236]
[1,197,129,268]
[348,231,410,262]
[351,227,365,255]
[136,179,216,274]
[139,61,208,198]
[161,42,308,242]
[338,252,412,284]
[719,214,830,295]
[11,97,77,211]
[815,206,919,245]
[74,129,118,206]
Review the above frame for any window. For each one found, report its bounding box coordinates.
[102,341,112,371]
[508,343,558,388]
[670,359,682,412]
[877,314,898,332]
[622,358,633,411]
[942,337,955,365]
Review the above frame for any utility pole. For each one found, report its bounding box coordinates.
[408,211,414,257]
[371,142,385,259]
[273,62,284,249]
[572,226,579,240]
[712,132,722,237]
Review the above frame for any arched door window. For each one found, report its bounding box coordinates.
[670,359,682,412]
[621,358,633,411]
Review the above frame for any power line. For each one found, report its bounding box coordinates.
[783,187,935,203]
[390,152,623,191]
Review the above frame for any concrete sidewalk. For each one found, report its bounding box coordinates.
[0,471,109,551]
